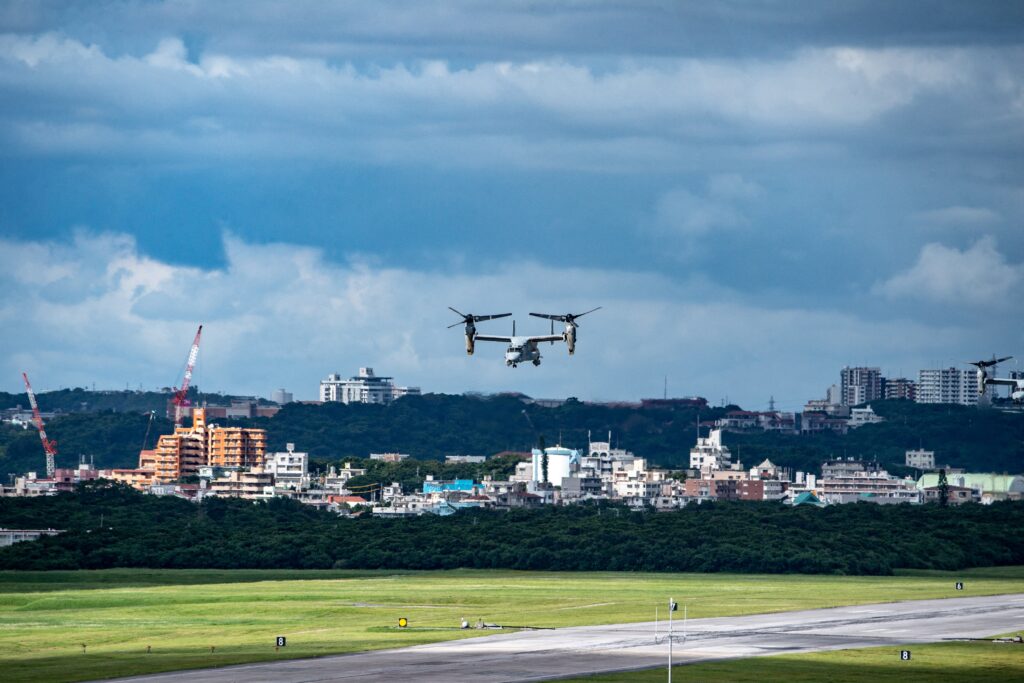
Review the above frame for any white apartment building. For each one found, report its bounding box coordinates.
[319,367,421,404]
[848,405,884,428]
[818,470,920,505]
[264,443,308,488]
[689,429,734,472]
[916,368,980,405]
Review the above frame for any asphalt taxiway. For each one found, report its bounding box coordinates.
[109,593,1024,682]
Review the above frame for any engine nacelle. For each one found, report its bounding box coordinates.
[564,324,576,355]
[466,334,475,356]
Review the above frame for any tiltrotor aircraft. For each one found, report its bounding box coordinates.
[969,355,1024,403]
[448,306,600,367]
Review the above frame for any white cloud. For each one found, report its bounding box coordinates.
[0,230,989,409]
[874,236,1023,306]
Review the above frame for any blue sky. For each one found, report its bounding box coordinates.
[1,1,1022,409]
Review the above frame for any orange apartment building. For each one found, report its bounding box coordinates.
[208,427,267,468]
[136,408,267,484]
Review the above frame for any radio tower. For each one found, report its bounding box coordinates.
[171,325,203,427]
[21,372,57,478]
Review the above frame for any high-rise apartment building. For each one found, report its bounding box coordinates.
[840,367,882,406]
[138,408,267,483]
[884,377,917,401]
[319,367,421,404]
[208,427,267,469]
[916,368,980,405]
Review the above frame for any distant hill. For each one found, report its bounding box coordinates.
[1,392,1021,479]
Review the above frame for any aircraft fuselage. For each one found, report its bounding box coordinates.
[505,337,542,367]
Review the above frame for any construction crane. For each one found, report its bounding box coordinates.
[171,324,203,427]
[21,372,57,478]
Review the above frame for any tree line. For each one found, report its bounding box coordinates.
[1,485,1022,575]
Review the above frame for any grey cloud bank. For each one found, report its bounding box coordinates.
[0,1,1021,404]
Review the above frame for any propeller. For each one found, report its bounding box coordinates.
[447,308,511,328]
[968,355,1013,369]
[529,306,602,326]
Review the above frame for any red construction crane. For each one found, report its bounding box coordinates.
[21,372,57,478]
[171,324,203,427]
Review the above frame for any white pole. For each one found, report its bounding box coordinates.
[668,598,673,683]
[655,606,659,643]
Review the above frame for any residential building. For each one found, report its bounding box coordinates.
[800,413,849,435]
[921,485,977,505]
[264,443,308,488]
[818,470,920,505]
[319,367,420,404]
[271,388,293,405]
[716,411,797,434]
[905,449,935,470]
[369,452,410,462]
[884,378,917,401]
[916,368,980,405]
[208,469,275,500]
[848,405,884,429]
[137,408,266,483]
[683,478,739,501]
[139,408,209,482]
[208,424,267,469]
[689,429,734,472]
[840,367,883,406]
[445,455,486,464]
[821,458,881,479]
[916,473,1024,504]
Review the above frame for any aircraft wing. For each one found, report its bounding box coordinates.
[526,335,565,343]
[985,378,1022,387]
[474,334,513,343]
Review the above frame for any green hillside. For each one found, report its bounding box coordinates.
[1,393,1021,479]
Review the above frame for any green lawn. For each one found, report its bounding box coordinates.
[0,566,1022,682]
[562,640,1024,682]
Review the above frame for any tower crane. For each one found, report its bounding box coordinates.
[21,372,57,478]
[172,324,203,427]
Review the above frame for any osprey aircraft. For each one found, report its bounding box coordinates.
[969,355,1024,403]
[449,306,600,367]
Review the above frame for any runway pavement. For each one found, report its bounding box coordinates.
[108,593,1024,682]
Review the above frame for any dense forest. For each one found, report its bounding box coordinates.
[1,392,1022,482]
[1,486,1022,575]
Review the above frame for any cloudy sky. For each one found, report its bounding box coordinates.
[1,1,1022,408]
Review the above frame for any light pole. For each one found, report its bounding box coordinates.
[668,598,678,682]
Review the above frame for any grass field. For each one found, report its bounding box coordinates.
[0,566,1022,682]
[562,640,1024,682]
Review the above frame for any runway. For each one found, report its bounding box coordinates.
[109,593,1024,682]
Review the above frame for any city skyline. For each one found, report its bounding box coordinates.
[1,2,1022,408]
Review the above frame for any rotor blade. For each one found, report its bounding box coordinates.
[448,306,467,318]
[529,313,566,321]
[474,313,512,322]
[572,306,602,319]
[448,320,467,329]
[996,356,1013,364]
